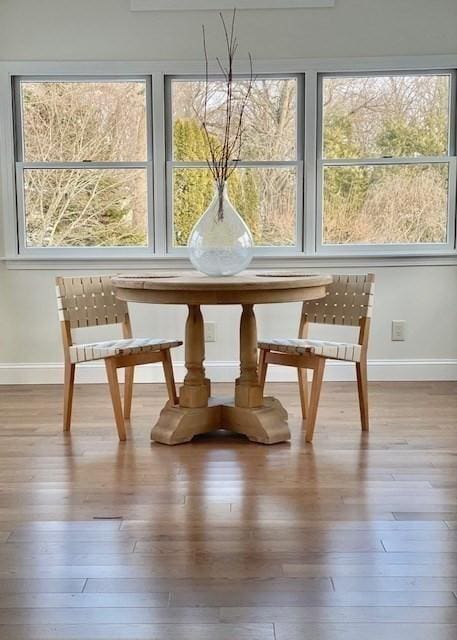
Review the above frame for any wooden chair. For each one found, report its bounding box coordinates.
[56,276,182,441]
[258,274,375,442]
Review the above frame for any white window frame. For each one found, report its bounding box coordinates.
[0,57,456,268]
[316,70,457,256]
[165,74,304,256]
[13,75,155,258]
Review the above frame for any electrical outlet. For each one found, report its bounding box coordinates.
[204,322,216,342]
[391,320,406,341]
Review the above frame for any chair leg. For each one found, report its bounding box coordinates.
[63,362,75,432]
[356,358,369,432]
[297,367,308,419]
[104,358,127,442]
[124,367,134,420]
[258,349,268,389]
[305,358,326,443]
[162,350,178,405]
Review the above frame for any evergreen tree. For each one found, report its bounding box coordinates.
[173,118,261,245]
[173,119,214,245]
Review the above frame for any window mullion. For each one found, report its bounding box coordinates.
[448,69,457,156]
[15,166,26,255]
[450,71,457,250]
[19,161,149,169]
[304,69,318,255]
[321,156,453,167]
[448,157,457,250]
[168,160,298,168]
[151,71,167,256]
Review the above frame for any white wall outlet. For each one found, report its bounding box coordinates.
[391,320,406,342]
[204,322,216,343]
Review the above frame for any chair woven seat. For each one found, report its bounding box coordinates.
[258,338,362,362]
[69,338,182,364]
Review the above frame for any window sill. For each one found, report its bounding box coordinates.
[2,253,457,270]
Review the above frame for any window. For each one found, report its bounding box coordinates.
[7,65,457,261]
[318,72,455,251]
[15,78,151,251]
[167,76,301,251]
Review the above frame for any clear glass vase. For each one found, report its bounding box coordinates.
[188,184,254,276]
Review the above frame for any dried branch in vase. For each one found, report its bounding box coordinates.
[200,9,254,220]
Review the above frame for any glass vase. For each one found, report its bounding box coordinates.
[188,184,254,276]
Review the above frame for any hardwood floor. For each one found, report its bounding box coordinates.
[0,381,456,639]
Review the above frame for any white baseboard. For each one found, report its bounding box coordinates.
[0,359,456,384]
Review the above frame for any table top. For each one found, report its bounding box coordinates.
[113,270,332,291]
[112,270,333,305]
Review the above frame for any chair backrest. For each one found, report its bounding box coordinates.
[301,274,375,329]
[56,276,128,330]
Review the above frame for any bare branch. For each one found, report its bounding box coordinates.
[197,8,254,219]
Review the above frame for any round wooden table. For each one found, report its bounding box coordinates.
[112,270,332,445]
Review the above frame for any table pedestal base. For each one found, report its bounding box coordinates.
[151,396,289,445]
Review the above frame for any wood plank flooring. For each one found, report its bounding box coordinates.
[0,380,456,640]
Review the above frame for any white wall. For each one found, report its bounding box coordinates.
[0,0,456,382]
[1,0,457,60]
